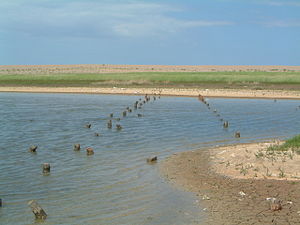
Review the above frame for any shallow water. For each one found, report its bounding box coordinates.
[0,93,300,225]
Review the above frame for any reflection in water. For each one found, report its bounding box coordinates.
[0,93,300,225]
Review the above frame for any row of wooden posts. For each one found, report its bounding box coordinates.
[19,93,161,220]
[198,94,240,138]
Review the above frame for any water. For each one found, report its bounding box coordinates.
[0,93,300,225]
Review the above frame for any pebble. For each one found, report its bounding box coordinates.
[239,191,246,196]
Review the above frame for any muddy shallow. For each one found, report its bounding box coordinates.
[161,148,300,225]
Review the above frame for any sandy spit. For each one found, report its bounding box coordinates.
[160,142,300,225]
[1,87,300,99]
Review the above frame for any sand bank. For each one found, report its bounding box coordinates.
[1,86,300,99]
[160,141,300,224]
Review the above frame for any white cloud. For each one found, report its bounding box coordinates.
[0,1,233,38]
[262,20,300,27]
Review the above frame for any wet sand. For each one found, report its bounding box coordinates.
[160,142,300,225]
[1,86,300,99]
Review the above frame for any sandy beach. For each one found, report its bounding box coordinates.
[160,141,300,224]
[1,86,300,99]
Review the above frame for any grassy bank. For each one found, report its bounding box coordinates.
[268,134,300,153]
[1,71,300,89]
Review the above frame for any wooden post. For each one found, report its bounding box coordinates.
[223,121,229,128]
[0,198,2,207]
[43,163,50,173]
[28,200,47,220]
[110,113,113,118]
[107,120,112,129]
[116,124,123,130]
[86,147,94,155]
[123,111,127,117]
[29,145,38,153]
[74,144,80,151]
[85,124,91,128]
[147,156,158,163]
[235,132,241,138]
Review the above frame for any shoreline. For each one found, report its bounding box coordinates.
[1,86,300,99]
[160,141,300,224]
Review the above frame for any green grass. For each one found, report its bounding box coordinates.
[268,135,300,154]
[0,71,300,87]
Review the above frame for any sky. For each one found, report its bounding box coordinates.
[0,0,300,65]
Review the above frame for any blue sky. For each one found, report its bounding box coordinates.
[1,0,300,65]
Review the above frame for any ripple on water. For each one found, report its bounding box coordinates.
[0,93,300,225]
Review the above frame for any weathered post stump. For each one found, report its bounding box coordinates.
[147,156,158,163]
[107,120,112,129]
[110,113,113,118]
[42,163,50,174]
[28,200,47,220]
[74,144,81,151]
[137,114,143,117]
[85,124,91,128]
[123,111,127,117]
[223,121,229,128]
[29,145,38,153]
[116,124,123,130]
[0,198,2,207]
[235,132,241,138]
[86,147,94,155]
[94,133,100,137]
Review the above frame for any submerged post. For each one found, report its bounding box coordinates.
[147,156,158,163]
[107,120,112,129]
[42,163,50,174]
[223,121,229,128]
[28,200,47,220]
[74,144,81,151]
[86,147,94,155]
[116,124,123,130]
[29,145,38,153]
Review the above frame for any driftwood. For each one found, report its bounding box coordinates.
[28,200,47,220]
[270,199,282,211]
